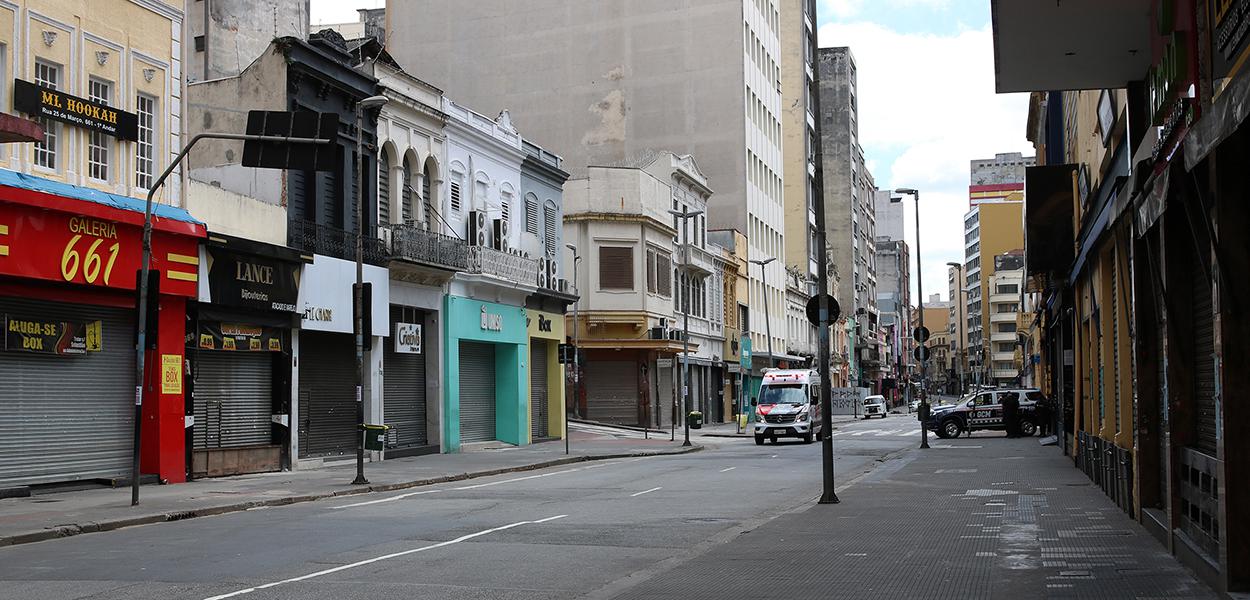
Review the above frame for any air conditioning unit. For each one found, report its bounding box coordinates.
[649,326,664,340]
[468,210,489,247]
[493,218,510,251]
[537,258,550,289]
[669,329,683,341]
[545,257,558,289]
[557,278,569,293]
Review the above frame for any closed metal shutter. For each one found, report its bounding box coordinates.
[586,360,638,425]
[0,297,133,487]
[193,351,272,449]
[298,331,357,458]
[459,342,496,443]
[657,363,674,427]
[384,322,427,449]
[1191,266,1217,456]
[1112,262,1121,433]
[531,340,549,439]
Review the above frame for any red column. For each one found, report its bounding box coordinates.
[140,295,187,483]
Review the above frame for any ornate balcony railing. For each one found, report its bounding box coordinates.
[288,219,388,265]
[466,245,542,287]
[382,223,468,271]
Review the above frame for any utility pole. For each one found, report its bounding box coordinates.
[750,257,777,372]
[668,206,703,448]
[895,188,929,449]
[565,243,582,453]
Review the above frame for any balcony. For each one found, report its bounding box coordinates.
[675,244,715,277]
[990,293,1018,304]
[289,219,388,266]
[992,368,1019,380]
[466,245,543,288]
[990,330,1017,343]
[990,311,1017,324]
[382,223,468,272]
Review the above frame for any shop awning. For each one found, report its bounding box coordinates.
[1185,59,1250,169]
[0,113,44,144]
[577,339,697,354]
[0,169,204,236]
[1024,165,1076,278]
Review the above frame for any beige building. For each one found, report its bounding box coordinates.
[780,0,818,278]
[2,0,185,204]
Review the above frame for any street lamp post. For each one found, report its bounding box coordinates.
[894,188,929,449]
[668,207,703,448]
[750,257,777,372]
[565,243,581,454]
[947,261,965,397]
[352,94,389,486]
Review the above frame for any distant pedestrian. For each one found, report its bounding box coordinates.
[1002,392,1020,438]
[1036,395,1053,437]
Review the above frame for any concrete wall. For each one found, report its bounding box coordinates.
[874,190,905,242]
[780,0,816,274]
[187,0,309,82]
[816,47,858,318]
[184,180,286,245]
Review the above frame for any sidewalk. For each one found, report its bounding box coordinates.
[611,433,1218,600]
[0,429,696,548]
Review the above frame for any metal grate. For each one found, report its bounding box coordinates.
[288,219,388,265]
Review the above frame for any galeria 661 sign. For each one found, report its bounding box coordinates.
[0,204,199,297]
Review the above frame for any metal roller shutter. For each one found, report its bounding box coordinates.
[657,363,674,428]
[531,340,549,439]
[1191,267,1217,456]
[0,297,133,487]
[384,332,427,449]
[586,360,638,425]
[298,331,357,458]
[193,351,273,449]
[459,341,496,443]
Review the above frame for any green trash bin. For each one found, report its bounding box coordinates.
[688,411,703,429]
[362,424,389,451]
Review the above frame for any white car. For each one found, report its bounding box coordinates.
[909,399,921,413]
[863,395,887,419]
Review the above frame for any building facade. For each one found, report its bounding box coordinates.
[386,0,787,375]
[986,251,1024,385]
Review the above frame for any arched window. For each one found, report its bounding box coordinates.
[401,156,414,223]
[524,193,539,235]
[543,200,558,256]
[378,149,391,224]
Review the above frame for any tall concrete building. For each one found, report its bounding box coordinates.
[387,1,787,364]
[962,152,1033,383]
[816,47,880,387]
[186,0,310,82]
[780,0,819,279]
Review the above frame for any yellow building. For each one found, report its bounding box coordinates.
[1,0,184,204]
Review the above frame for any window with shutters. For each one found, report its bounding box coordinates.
[657,252,672,297]
[646,249,657,293]
[449,174,463,213]
[524,193,539,234]
[544,201,558,256]
[599,246,634,290]
[402,158,414,223]
[501,190,512,223]
[378,151,391,224]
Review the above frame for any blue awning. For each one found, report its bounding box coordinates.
[0,168,202,225]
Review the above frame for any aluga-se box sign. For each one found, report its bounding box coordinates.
[394,322,422,354]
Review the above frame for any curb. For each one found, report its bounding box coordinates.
[569,418,669,435]
[0,445,702,548]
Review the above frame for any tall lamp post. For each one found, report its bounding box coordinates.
[894,188,929,449]
[352,94,389,486]
[668,206,702,448]
[947,261,965,397]
[749,257,777,371]
[565,243,582,452]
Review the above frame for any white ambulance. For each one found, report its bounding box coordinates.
[752,369,823,445]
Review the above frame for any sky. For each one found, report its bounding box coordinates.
[310,0,1033,305]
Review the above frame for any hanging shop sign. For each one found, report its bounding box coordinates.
[205,246,301,313]
[3,313,101,355]
[296,255,388,335]
[394,322,422,354]
[1213,0,1250,79]
[0,203,199,297]
[12,79,139,141]
[198,321,284,352]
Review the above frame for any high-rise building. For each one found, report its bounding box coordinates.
[987,251,1025,385]
[816,47,880,388]
[186,0,310,82]
[386,1,787,365]
[962,152,1033,384]
[780,0,820,280]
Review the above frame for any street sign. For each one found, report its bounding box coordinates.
[242,110,339,171]
[558,343,577,364]
[805,294,841,326]
[657,357,673,368]
[914,346,930,361]
[913,326,930,343]
[740,336,752,367]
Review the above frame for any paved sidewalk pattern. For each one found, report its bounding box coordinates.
[0,429,695,548]
[610,435,1217,600]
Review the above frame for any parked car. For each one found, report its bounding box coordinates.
[863,395,887,419]
[753,369,823,444]
[908,399,921,412]
[925,389,1046,438]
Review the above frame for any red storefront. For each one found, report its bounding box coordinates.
[0,171,204,491]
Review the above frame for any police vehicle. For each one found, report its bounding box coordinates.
[924,388,1047,438]
[752,369,823,445]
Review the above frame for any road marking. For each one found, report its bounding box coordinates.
[874,430,899,436]
[851,430,877,436]
[332,489,442,509]
[630,486,662,497]
[904,429,921,436]
[201,515,568,600]
[933,445,984,449]
[770,455,778,458]
[719,467,736,473]
[453,468,582,490]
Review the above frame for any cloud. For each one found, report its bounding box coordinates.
[817,20,1032,304]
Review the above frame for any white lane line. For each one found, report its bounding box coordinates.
[719,467,736,473]
[453,468,582,490]
[831,431,849,437]
[874,430,900,436]
[202,515,568,600]
[770,455,778,458]
[332,489,442,509]
[904,429,921,436]
[851,430,877,436]
[630,487,662,497]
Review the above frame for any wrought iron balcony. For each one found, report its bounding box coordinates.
[466,245,543,287]
[382,223,468,272]
[288,219,388,266]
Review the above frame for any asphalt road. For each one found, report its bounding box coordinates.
[0,417,928,600]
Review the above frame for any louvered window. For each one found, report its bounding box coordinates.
[449,176,463,213]
[378,152,391,224]
[544,201,558,256]
[647,249,657,293]
[656,252,672,297]
[402,158,414,223]
[599,246,634,290]
[525,195,539,234]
